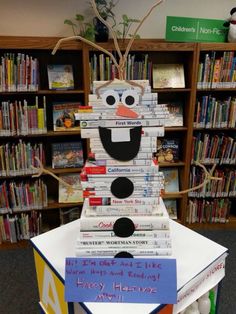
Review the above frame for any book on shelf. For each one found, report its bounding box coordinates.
[58,173,83,203]
[152,63,185,89]
[51,141,84,169]
[0,211,42,242]
[156,138,180,163]
[47,64,74,90]
[165,102,184,127]
[0,53,38,92]
[162,168,180,193]
[163,199,177,220]
[0,97,47,136]
[187,198,231,224]
[52,102,81,132]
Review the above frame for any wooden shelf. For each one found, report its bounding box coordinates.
[194,127,236,131]
[46,202,83,210]
[0,239,29,249]
[0,167,82,179]
[186,218,236,230]
[159,161,185,167]
[162,193,183,199]
[153,88,191,93]
[197,88,236,92]
[165,127,188,132]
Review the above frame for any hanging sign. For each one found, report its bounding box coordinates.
[166,16,228,42]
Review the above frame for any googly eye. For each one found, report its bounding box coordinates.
[121,90,139,108]
[101,90,119,108]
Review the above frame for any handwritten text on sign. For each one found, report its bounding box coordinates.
[65,258,177,304]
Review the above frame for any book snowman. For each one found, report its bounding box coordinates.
[53,0,172,257]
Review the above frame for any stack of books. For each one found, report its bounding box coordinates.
[76,79,171,257]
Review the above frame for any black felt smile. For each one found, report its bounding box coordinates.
[98,126,142,161]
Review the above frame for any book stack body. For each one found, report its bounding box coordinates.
[76,79,172,258]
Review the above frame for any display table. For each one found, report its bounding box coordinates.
[31,219,228,314]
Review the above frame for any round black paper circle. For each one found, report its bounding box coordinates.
[110,177,134,199]
[113,217,135,237]
[114,251,134,258]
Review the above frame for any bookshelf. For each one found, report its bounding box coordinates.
[0,37,235,246]
[186,42,236,229]
[0,37,87,246]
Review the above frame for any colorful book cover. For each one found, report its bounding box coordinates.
[162,168,179,193]
[47,64,74,90]
[51,142,84,169]
[163,199,177,220]
[53,102,81,131]
[152,64,185,89]
[58,173,83,203]
[156,138,180,163]
[165,102,184,127]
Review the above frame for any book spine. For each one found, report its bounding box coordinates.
[78,229,170,239]
[81,126,164,138]
[84,164,159,175]
[84,191,161,198]
[80,119,164,128]
[76,247,172,257]
[86,204,163,216]
[80,216,169,231]
[82,179,163,189]
[88,197,160,206]
[93,159,152,166]
[92,152,153,160]
[76,238,171,248]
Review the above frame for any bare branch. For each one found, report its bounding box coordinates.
[164,162,222,196]
[90,0,122,61]
[31,157,81,191]
[123,0,163,62]
[52,36,119,69]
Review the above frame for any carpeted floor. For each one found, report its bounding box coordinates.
[0,229,235,314]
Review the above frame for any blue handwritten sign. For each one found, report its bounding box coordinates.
[65,258,177,304]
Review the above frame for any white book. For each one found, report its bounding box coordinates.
[84,190,161,198]
[80,199,170,231]
[90,146,157,153]
[75,247,172,257]
[90,136,157,145]
[76,238,172,248]
[81,126,165,138]
[88,197,161,206]
[83,174,163,183]
[80,118,165,128]
[92,151,153,159]
[78,112,168,120]
[90,141,157,150]
[78,229,170,239]
[94,159,152,166]
[84,202,165,217]
[84,160,159,175]
[81,178,164,189]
